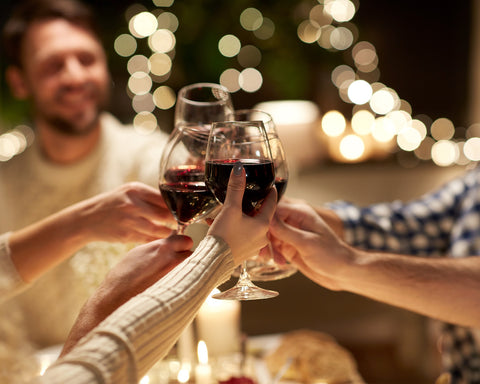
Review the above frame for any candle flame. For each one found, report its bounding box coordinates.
[197,340,209,365]
[177,367,190,383]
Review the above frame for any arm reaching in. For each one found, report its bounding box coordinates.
[270,199,480,329]
[8,182,176,285]
[38,164,276,384]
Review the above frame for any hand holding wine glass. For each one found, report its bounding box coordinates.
[205,120,278,300]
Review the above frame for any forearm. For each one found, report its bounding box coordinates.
[339,248,480,327]
[40,236,234,384]
[9,202,94,283]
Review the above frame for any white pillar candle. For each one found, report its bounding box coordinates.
[195,341,212,384]
[196,289,241,358]
[177,323,196,365]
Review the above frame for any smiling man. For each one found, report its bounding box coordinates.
[0,0,173,374]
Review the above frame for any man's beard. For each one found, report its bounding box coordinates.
[34,82,110,137]
[42,109,103,137]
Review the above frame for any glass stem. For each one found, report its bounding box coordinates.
[177,223,187,235]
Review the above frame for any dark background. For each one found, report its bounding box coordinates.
[0,0,473,132]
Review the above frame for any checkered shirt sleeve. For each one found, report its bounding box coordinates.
[327,166,480,383]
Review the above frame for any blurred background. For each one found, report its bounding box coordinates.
[0,0,477,382]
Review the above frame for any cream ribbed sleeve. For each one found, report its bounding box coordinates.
[36,235,234,384]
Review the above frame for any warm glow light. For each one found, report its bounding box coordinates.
[309,4,333,26]
[157,12,179,32]
[414,136,435,161]
[351,109,375,135]
[370,89,396,115]
[177,367,190,383]
[149,29,176,53]
[239,68,263,92]
[240,8,263,31]
[149,53,172,76]
[133,112,157,134]
[153,86,176,110]
[371,117,396,142]
[153,0,174,6]
[128,72,153,95]
[431,117,455,140]
[352,41,377,68]
[127,55,149,75]
[324,0,356,22]
[463,137,480,161]
[132,93,155,113]
[254,17,275,40]
[317,25,334,49]
[431,140,458,167]
[139,375,150,384]
[322,110,346,137]
[132,12,158,38]
[348,80,372,105]
[197,341,209,365]
[238,45,262,68]
[218,34,241,57]
[114,34,137,57]
[297,20,321,44]
[332,65,355,88]
[330,26,354,50]
[220,68,241,92]
[339,134,365,160]
[410,119,427,140]
[397,126,422,151]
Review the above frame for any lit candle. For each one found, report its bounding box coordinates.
[178,323,196,365]
[196,289,241,358]
[195,340,212,384]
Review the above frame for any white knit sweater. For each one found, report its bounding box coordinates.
[0,114,169,380]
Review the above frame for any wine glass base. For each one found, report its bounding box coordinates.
[212,285,279,301]
[249,264,298,281]
[233,262,298,281]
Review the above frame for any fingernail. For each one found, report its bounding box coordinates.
[233,162,243,175]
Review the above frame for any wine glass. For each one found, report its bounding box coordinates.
[205,120,279,300]
[174,82,234,136]
[159,125,219,235]
[232,110,297,281]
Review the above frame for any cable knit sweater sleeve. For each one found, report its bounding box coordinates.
[35,235,235,384]
[0,232,29,301]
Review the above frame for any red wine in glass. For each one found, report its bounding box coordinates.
[160,166,217,226]
[205,159,275,215]
[274,177,288,201]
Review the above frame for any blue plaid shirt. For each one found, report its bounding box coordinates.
[328,165,480,383]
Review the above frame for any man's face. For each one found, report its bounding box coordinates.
[15,19,111,136]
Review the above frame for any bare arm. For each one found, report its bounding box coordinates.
[270,200,480,328]
[9,182,176,283]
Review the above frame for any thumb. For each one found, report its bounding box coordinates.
[223,162,245,209]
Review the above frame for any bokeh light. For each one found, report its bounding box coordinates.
[240,8,263,31]
[322,110,346,137]
[218,34,241,57]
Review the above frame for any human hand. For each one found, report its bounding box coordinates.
[269,200,353,290]
[208,163,277,265]
[73,182,176,244]
[60,234,193,356]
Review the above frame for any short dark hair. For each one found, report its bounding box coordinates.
[2,0,101,68]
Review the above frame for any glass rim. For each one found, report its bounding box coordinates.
[177,82,231,106]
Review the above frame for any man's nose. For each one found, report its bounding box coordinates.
[62,57,87,85]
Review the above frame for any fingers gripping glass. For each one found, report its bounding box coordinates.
[205,120,279,300]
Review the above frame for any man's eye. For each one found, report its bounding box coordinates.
[79,54,95,66]
[41,61,63,76]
